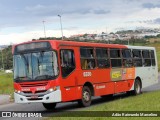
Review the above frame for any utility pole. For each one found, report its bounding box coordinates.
[42,21,46,39]
[1,49,4,71]
[58,15,64,40]
[106,27,107,34]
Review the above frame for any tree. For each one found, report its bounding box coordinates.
[0,46,13,70]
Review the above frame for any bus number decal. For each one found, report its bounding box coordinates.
[83,72,92,77]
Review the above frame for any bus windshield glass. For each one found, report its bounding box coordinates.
[13,51,59,81]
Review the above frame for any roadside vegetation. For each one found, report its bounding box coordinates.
[48,90,160,120]
[0,45,12,70]
[0,71,13,99]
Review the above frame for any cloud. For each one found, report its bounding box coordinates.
[153,18,160,24]
[142,3,155,8]
[138,18,160,24]
[25,4,110,16]
[1,0,160,45]
[25,4,45,11]
[0,28,102,45]
[142,3,160,9]
[137,20,153,24]
[0,0,112,29]
[93,10,110,14]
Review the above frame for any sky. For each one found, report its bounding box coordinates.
[1,0,160,45]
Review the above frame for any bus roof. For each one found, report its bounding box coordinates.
[13,40,155,52]
[126,45,155,50]
[51,40,127,49]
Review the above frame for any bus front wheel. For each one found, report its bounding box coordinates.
[78,86,91,107]
[42,103,57,110]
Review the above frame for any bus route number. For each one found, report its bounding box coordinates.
[83,72,92,77]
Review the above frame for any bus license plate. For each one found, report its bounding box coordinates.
[31,95,38,99]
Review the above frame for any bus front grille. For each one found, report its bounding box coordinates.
[20,81,48,87]
[23,90,47,94]
[27,98,43,101]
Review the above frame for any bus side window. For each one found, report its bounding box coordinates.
[60,49,75,77]
[110,49,122,67]
[151,50,156,66]
[96,48,110,68]
[80,47,96,69]
[122,49,132,67]
[132,50,142,67]
[142,50,151,67]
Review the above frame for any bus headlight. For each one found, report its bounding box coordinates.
[48,86,60,92]
[15,90,21,94]
[49,88,54,92]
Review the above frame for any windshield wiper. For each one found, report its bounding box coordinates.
[14,76,31,81]
[34,75,54,80]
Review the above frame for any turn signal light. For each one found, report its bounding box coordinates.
[48,86,60,92]
[15,90,21,93]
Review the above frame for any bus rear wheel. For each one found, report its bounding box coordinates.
[134,80,141,95]
[42,103,57,110]
[127,79,142,96]
[78,86,91,107]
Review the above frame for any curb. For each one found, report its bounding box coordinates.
[0,95,10,105]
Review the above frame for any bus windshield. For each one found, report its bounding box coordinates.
[13,51,59,81]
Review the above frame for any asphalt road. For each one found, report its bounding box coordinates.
[0,75,160,120]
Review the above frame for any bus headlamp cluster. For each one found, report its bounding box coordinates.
[48,86,60,92]
[15,90,21,94]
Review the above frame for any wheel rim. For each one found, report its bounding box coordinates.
[83,91,90,102]
[135,82,140,94]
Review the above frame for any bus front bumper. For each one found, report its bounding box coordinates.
[14,90,61,103]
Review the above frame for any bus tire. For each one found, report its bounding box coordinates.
[42,103,56,110]
[78,86,91,107]
[127,80,142,96]
[133,79,142,95]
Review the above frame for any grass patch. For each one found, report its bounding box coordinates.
[87,91,160,111]
[47,91,160,120]
[0,71,14,99]
[48,117,160,120]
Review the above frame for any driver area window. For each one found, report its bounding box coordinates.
[60,49,75,77]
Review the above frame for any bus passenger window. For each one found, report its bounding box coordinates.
[122,49,133,67]
[96,48,110,68]
[142,50,151,67]
[80,47,96,69]
[87,59,95,69]
[151,50,156,66]
[60,49,75,77]
[110,49,122,67]
[132,50,142,67]
[81,59,88,69]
